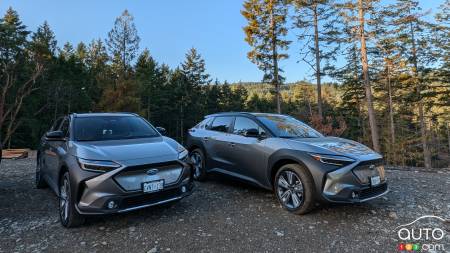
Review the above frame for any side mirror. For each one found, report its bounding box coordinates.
[156,127,167,136]
[244,128,260,138]
[45,130,65,140]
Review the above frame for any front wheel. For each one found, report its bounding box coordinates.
[274,164,315,215]
[189,149,207,181]
[59,172,85,228]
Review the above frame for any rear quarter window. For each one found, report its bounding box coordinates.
[195,118,213,129]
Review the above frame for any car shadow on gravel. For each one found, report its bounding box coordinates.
[199,172,393,216]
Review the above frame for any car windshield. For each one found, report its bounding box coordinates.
[74,116,159,141]
[257,115,323,138]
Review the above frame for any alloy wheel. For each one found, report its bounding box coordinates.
[190,152,203,179]
[276,170,304,209]
[59,178,69,223]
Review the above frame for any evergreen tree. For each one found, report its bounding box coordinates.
[86,39,110,104]
[135,49,168,121]
[181,48,210,85]
[338,0,381,152]
[242,0,291,113]
[106,9,140,75]
[390,0,437,168]
[292,0,340,119]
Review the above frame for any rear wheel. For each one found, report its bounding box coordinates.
[274,164,315,215]
[190,149,207,181]
[59,172,85,228]
[35,156,47,189]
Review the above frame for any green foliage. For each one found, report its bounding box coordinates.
[0,6,449,168]
[242,0,291,112]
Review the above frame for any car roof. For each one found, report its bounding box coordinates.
[71,112,138,118]
[205,112,286,118]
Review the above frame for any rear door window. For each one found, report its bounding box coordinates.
[209,116,234,133]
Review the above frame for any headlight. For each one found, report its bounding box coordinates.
[177,144,188,160]
[77,158,121,173]
[309,153,355,166]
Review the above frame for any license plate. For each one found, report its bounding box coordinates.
[142,180,164,193]
[370,176,381,186]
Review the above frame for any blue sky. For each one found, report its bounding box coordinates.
[0,0,443,83]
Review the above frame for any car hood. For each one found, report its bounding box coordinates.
[286,136,382,161]
[70,136,179,164]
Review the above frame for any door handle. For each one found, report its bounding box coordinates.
[203,137,209,142]
[229,142,235,147]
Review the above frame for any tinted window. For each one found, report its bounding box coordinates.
[258,115,322,138]
[74,116,159,141]
[60,118,70,137]
[50,118,63,131]
[195,118,213,129]
[209,116,234,133]
[233,117,265,136]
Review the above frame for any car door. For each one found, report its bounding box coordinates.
[46,117,69,188]
[203,116,235,172]
[42,117,63,182]
[227,116,268,184]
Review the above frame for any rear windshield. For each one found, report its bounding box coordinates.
[74,116,159,141]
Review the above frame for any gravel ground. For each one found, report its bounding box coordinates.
[0,158,449,253]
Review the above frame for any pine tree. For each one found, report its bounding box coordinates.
[106,9,140,75]
[204,80,222,114]
[390,0,438,168]
[181,48,210,85]
[135,49,168,121]
[86,39,110,104]
[338,0,381,152]
[292,0,340,119]
[242,0,291,113]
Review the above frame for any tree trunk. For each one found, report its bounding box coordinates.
[447,123,450,158]
[409,18,431,169]
[358,0,380,152]
[270,0,281,114]
[386,63,396,164]
[313,4,323,120]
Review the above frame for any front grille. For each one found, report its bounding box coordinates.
[123,161,181,172]
[114,161,183,191]
[359,183,387,199]
[122,188,181,208]
[352,162,386,184]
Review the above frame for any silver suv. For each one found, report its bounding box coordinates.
[186,112,387,214]
[36,113,194,227]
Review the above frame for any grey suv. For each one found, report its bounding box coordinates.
[186,112,387,214]
[36,113,194,227]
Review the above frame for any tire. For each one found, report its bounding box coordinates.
[35,156,48,189]
[59,172,85,228]
[274,163,315,215]
[189,148,208,181]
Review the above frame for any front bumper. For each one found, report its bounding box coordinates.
[320,159,389,203]
[72,159,194,215]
